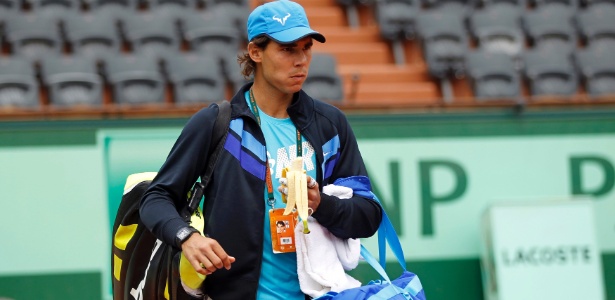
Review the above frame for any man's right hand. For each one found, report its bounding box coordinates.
[181,234,236,276]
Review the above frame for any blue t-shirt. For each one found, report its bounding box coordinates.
[246,92,317,299]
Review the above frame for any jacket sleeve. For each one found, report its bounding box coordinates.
[140,105,219,247]
[311,112,382,239]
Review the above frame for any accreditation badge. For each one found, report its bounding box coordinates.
[269,208,298,253]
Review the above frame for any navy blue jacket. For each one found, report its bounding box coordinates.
[140,83,382,299]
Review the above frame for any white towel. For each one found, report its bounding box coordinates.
[295,184,362,298]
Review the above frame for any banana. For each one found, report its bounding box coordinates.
[282,157,310,234]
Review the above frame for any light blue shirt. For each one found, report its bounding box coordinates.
[246,92,318,299]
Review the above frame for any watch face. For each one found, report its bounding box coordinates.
[177,228,191,240]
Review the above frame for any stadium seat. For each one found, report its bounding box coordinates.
[5,13,63,62]
[479,0,525,8]
[124,12,181,63]
[416,9,468,79]
[40,55,103,106]
[575,41,615,97]
[523,4,577,51]
[303,53,344,102]
[88,0,138,36]
[64,12,122,62]
[166,53,225,104]
[0,57,39,108]
[335,0,370,28]
[225,52,250,93]
[577,3,615,47]
[184,10,241,74]
[374,0,418,65]
[523,47,578,96]
[207,1,250,41]
[466,50,521,99]
[531,0,578,8]
[469,4,524,57]
[29,0,80,22]
[104,55,166,104]
[422,0,472,14]
[375,0,418,42]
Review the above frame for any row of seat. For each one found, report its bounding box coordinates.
[465,41,615,99]
[0,5,249,62]
[0,0,248,12]
[0,52,344,108]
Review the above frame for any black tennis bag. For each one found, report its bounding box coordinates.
[111,101,231,300]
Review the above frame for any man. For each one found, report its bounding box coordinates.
[140,1,383,299]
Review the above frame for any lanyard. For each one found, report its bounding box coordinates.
[248,89,303,208]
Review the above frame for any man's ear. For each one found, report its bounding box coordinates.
[248,42,262,63]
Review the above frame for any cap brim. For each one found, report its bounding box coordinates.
[267,26,326,44]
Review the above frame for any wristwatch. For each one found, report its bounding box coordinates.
[175,226,199,248]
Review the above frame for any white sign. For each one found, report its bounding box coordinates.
[481,200,605,300]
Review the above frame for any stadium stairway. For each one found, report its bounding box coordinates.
[293,0,441,107]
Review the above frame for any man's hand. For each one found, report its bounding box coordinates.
[181,234,235,276]
[279,175,320,214]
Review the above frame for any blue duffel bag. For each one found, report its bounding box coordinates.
[314,187,426,300]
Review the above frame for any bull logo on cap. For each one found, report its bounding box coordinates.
[272,13,291,26]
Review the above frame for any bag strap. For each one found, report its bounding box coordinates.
[368,193,407,271]
[181,100,232,219]
[377,209,407,270]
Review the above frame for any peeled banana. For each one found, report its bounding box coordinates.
[281,157,310,234]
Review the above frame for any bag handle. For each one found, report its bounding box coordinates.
[180,100,232,220]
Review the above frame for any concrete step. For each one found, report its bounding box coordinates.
[314,43,393,65]
[295,0,339,7]
[303,6,347,27]
[338,64,431,84]
[342,82,440,105]
[317,25,382,44]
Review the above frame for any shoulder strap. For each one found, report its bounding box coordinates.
[181,100,232,219]
[201,100,232,185]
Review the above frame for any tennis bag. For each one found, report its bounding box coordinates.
[316,178,427,300]
[111,100,231,300]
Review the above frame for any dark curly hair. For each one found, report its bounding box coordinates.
[237,36,272,79]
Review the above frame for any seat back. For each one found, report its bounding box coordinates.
[575,42,615,96]
[523,4,577,51]
[105,55,166,104]
[41,55,104,106]
[466,50,520,99]
[523,48,578,96]
[0,57,39,107]
[6,13,63,62]
[303,53,344,102]
[166,53,226,104]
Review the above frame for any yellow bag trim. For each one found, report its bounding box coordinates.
[113,254,122,281]
[179,207,207,289]
[114,223,138,251]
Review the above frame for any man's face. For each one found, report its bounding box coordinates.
[259,36,313,95]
